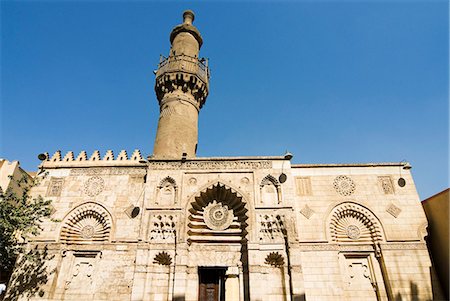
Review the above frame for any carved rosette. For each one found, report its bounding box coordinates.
[203,201,234,231]
[333,175,356,196]
[84,176,105,197]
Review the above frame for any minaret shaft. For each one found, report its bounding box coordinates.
[153,10,208,159]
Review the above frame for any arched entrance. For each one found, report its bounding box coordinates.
[186,182,250,301]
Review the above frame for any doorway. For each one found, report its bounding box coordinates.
[198,267,226,301]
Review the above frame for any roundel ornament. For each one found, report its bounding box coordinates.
[203,200,234,231]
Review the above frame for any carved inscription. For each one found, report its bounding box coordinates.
[148,160,272,170]
[70,167,147,176]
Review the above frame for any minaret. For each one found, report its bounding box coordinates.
[153,10,209,159]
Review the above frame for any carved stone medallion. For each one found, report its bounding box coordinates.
[203,200,234,231]
[333,175,356,196]
[346,225,361,240]
[84,176,105,197]
[81,225,95,239]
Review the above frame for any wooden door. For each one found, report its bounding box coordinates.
[198,268,225,301]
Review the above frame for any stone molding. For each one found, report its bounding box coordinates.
[148,160,272,170]
[70,167,147,176]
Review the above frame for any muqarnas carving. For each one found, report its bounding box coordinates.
[149,215,176,242]
[260,175,281,205]
[259,214,284,242]
[60,203,112,243]
[188,183,246,244]
[156,176,178,206]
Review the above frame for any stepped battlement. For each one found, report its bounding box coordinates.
[40,149,145,168]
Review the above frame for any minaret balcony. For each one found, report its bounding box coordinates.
[156,54,209,84]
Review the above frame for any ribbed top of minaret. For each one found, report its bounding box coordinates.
[170,10,203,47]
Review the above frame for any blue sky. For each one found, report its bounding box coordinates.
[1,1,448,199]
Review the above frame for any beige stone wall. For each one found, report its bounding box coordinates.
[8,156,441,301]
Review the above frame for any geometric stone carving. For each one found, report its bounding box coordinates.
[329,203,383,243]
[300,204,314,219]
[188,183,246,244]
[259,214,284,242]
[386,203,401,218]
[84,176,105,197]
[149,215,176,242]
[153,251,172,266]
[378,176,394,194]
[47,177,64,197]
[265,252,284,267]
[60,203,111,243]
[295,177,312,196]
[203,200,234,231]
[333,175,356,196]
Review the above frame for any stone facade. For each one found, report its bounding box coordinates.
[5,10,444,301]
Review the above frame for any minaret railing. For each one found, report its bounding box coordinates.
[156,54,209,83]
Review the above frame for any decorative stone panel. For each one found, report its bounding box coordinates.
[300,204,314,219]
[378,176,394,194]
[60,203,112,243]
[386,203,401,218]
[84,176,105,197]
[259,214,284,242]
[333,175,356,196]
[329,202,383,243]
[187,183,247,244]
[149,214,176,242]
[295,177,312,196]
[47,177,64,197]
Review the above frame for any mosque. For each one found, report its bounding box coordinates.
[7,10,443,301]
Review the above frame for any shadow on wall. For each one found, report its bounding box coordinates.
[394,281,446,301]
[4,245,55,301]
[173,296,185,301]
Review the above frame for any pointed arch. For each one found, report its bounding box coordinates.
[60,202,112,243]
[327,202,384,244]
[260,174,279,187]
[260,174,281,205]
[158,176,177,188]
[156,176,178,205]
[187,182,248,244]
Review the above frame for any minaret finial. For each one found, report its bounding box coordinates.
[183,10,195,24]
